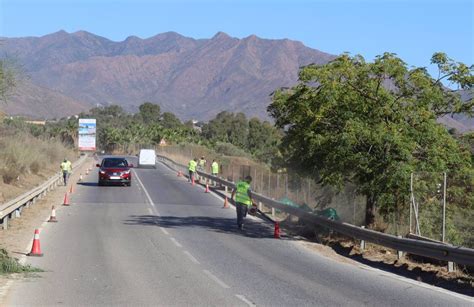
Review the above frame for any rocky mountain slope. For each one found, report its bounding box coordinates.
[1,30,334,120]
[1,30,471,132]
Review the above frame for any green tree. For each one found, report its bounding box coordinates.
[60,118,78,147]
[139,102,161,124]
[247,117,281,163]
[268,52,473,226]
[161,112,182,129]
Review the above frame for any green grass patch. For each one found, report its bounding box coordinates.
[0,249,43,274]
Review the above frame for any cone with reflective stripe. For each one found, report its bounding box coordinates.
[48,206,58,222]
[27,229,43,257]
[274,222,281,239]
[223,196,229,208]
[63,192,70,206]
[205,183,210,193]
[69,185,74,194]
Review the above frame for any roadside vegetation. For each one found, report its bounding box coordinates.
[0,249,42,274]
[1,51,472,248]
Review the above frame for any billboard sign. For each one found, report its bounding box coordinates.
[78,118,96,151]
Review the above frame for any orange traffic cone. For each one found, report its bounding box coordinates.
[69,185,74,194]
[27,229,43,257]
[205,183,210,193]
[177,171,182,177]
[63,193,70,206]
[48,206,58,222]
[223,196,229,209]
[191,176,195,186]
[274,222,281,239]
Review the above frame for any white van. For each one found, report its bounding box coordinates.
[138,149,156,168]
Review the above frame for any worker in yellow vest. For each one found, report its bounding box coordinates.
[231,175,256,230]
[60,158,72,186]
[188,158,197,182]
[211,160,219,176]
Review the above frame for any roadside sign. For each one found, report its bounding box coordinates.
[78,118,96,151]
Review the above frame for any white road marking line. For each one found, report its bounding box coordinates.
[160,227,170,235]
[133,169,159,215]
[183,250,200,264]
[357,264,474,302]
[170,237,182,247]
[203,270,230,289]
[235,294,256,306]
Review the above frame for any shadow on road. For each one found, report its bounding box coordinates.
[124,215,278,239]
[77,182,98,187]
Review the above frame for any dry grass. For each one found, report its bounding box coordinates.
[0,131,76,200]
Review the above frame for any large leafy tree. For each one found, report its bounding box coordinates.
[268,52,473,226]
[139,102,161,124]
[247,117,281,163]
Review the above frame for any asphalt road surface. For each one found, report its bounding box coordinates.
[5,156,473,306]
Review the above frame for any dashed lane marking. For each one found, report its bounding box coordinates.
[235,294,256,306]
[183,250,200,264]
[170,237,182,248]
[203,270,230,289]
[160,227,170,235]
[132,169,160,215]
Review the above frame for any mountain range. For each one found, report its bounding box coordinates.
[1,30,472,132]
[1,30,333,121]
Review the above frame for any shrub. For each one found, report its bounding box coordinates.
[30,161,40,174]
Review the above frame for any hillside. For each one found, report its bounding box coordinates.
[1,30,334,120]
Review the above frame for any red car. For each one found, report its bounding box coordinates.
[97,157,133,186]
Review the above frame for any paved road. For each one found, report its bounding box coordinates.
[5,157,473,306]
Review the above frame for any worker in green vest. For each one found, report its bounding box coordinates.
[60,158,72,186]
[231,175,255,230]
[188,158,197,182]
[198,156,207,171]
[211,160,219,176]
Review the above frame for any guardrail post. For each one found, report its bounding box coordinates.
[448,262,454,272]
[271,207,275,218]
[224,186,228,193]
[397,235,404,259]
[15,208,21,218]
[360,226,366,252]
[2,216,8,230]
[258,201,262,211]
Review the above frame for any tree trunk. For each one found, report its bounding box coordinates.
[365,194,376,227]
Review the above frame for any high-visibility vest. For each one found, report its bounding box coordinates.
[199,159,206,167]
[211,162,218,174]
[188,160,197,172]
[61,161,72,172]
[235,181,251,206]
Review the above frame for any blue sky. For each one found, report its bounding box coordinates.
[1,0,473,76]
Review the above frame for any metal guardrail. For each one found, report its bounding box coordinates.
[156,154,474,267]
[0,156,87,229]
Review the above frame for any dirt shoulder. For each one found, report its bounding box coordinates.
[0,157,93,257]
